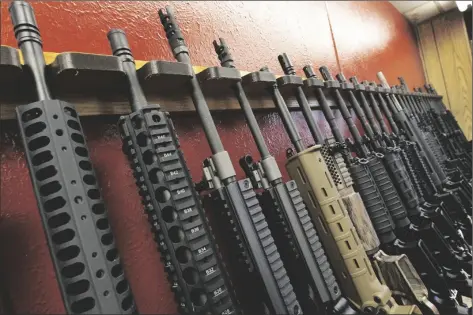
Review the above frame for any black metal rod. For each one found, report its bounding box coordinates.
[278,53,324,144]
[159,6,224,154]
[302,66,345,144]
[319,66,369,157]
[107,29,148,112]
[261,66,305,153]
[9,1,51,101]
[337,74,379,145]
[213,38,271,159]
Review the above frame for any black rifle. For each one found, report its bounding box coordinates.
[346,77,472,268]
[107,30,238,315]
[396,80,472,181]
[358,76,472,244]
[408,83,472,178]
[302,66,471,313]
[7,1,136,313]
[212,38,356,315]
[158,7,301,315]
[344,74,473,292]
[424,84,472,155]
[417,86,472,169]
[375,74,472,230]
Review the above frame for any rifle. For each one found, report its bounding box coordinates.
[302,66,471,313]
[106,30,239,315]
[158,7,301,315]
[408,84,472,179]
[395,82,472,184]
[248,66,420,314]
[276,54,436,313]
[424,84,471,155]
[347,77,472,268]
[210,38,356,315]
[391,84,450,174]
[276,54,383,256]
[361,77,472,281]
[418,85,472,175]
[375,74,472,227]
[7,1,136,313]
[358,76,471,244]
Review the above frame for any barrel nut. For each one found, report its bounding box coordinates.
[261,156,282,182]
[212,151,236,181]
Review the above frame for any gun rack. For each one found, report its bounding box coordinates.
[0,45,442,121]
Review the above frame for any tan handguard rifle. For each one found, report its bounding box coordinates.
[211,39,357,315]
[276,54,382,256]
[248,66,420,314]
[275,55,435,313]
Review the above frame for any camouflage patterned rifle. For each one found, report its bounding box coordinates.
[246,65,421,314]
[302,65,470,314]
[276,54,436,313]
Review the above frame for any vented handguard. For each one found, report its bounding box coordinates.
[286,145,420,314]
[366,155,410,229]
[321,140,353,190]
[404,142,437,199]
[18,101,135,314]
[284,181,340,301]
[398,144,425,203]
[349,160,396,244]
[321,141,381,254]
[382,149,420,217]
[258,181,342,313]
[119,106,236,315]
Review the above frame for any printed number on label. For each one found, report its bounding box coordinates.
[177,188,186,195]
[198,246,207,254]
[162,152,172,158]
[222,309,232,315]
[183,207,193,214]
[205,267,215,276]
[191,226,200,234]
[213,287,223,297]
[169,170,179,176]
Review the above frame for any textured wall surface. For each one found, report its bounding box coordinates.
[0,1,425,313]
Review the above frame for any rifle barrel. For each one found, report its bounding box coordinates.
[107,29,147,111]
[159,6,224,154]
[10,1,51,100]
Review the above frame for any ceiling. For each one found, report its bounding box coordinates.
[389,1,458,24]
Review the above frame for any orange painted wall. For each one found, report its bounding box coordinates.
[0,1,425,313]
